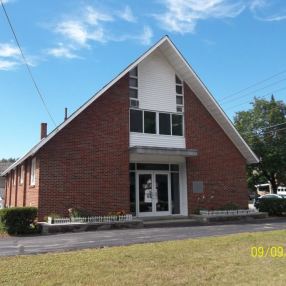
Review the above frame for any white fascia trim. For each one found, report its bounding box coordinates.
[3,36,259,175]
[164,38,259,164]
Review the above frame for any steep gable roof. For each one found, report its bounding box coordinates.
[2,36,258,175]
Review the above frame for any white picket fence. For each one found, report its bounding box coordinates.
[48,214,133,225]
[200,209,258,216]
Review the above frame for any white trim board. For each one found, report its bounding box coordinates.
[2,36,258,176]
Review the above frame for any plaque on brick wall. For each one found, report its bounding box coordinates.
[193,181,204,193]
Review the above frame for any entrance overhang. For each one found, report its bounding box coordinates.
[129,146,198,163]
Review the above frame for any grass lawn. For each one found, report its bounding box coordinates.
[1,230,286,285]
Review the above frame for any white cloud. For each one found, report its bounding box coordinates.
[0,43,20,58]
[155,0,246,33]
[46,43,80,59]
[55,21,89,46]
[85,6,114,25]
[0,42,38,71]
[50,4,151,58]
[0,59,19,71]
[54,6,115,46]
[138,26,153,45]
[249,0,286,22]
[119,6,137,22]
[155,0,286,33]
[249,0,267,11]
[0,43,21,71]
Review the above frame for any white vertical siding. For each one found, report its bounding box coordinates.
[130,133,185,148]
[130,48,186,149]
[138,49,177,113]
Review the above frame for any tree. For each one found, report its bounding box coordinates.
[234,96,286,193]
[0,158,17,163]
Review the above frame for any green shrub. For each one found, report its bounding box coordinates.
[257,198,286,215]
[0,207,38,235]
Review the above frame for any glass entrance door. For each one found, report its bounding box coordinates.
[137,172,170,216]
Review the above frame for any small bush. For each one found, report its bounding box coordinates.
[0,207,38,235]
[257,198,286,215]
[68,208,93,218]
[108,210,127,216]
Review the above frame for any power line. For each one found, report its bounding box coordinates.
[219,69,286,101]
[221,76,286,104]
[223,86,286,111]
[0,0,57,127]
[263,126,286,135]
[241,122,286,135]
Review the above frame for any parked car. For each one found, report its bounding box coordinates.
[254,194,285,209]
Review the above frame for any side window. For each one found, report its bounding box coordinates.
[20,165,24,184]
[30,158,36,186]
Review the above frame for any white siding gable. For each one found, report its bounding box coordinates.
[138,49,177,113]
[130,48,186,149]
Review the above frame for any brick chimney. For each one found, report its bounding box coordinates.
[40,123,47,139]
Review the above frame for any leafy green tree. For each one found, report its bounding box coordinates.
[234,96,286,193]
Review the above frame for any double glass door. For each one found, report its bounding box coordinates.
[137,172,171,216]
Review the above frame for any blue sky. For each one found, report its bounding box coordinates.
[0,0,286,158]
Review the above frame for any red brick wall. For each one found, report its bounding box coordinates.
[37,75,130,219]
[184,83,248,212]
[25,159,40,207]
[4,159,40,208]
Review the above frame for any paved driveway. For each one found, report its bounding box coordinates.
[1,218,286,257]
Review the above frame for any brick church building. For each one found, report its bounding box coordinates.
[2,36,258,220]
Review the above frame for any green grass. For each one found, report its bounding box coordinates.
[1,230,286,285]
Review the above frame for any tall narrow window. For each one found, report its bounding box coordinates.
[172,114,183,136]
[129,66,139,108]
[30,158,36,186]
[175,74,184,112]
[159,113,171,135]
[144,111,156,134]
[13,171,16,185]
[20,165,24,184]
[130,109,143,132]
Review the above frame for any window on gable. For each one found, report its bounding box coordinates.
[30,158,36,186]
[176,96,183,105]
[129,66,139,107]
[129,88,138,99]
[144,111,156,134]
[129,78,138,88]
[175,74,184,113]
[130,109,143,133]
[129,66,138,77]
[176,85,183,94]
